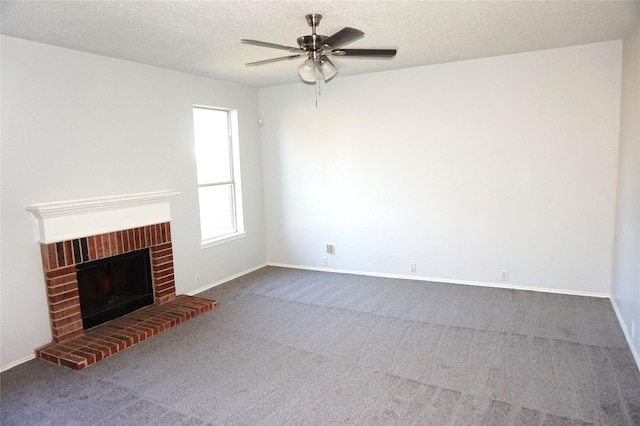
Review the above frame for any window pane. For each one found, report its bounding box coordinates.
[199,184,235,240]
[193,108,231,184]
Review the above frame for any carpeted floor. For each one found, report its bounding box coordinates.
[2,266,639,425]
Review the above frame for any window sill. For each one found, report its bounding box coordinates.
[201,231,246,249]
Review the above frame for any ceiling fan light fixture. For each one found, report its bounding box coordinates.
[320,57,338,82]
[297,58,317,83]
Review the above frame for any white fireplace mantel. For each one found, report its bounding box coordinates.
[26,191,181,243]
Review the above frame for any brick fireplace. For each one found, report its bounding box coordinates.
[40,222,176,343]
[26,191,217,369]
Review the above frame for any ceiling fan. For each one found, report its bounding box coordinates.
[241,14,397,84]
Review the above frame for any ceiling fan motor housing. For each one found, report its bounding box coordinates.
[297,35,329,52]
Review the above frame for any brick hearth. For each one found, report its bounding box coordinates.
[36,295,217,370]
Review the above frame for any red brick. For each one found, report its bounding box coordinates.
[45,265,76,279]
[46,277,77,294]
[115,318,139,328]
[121,229,129,253]
[155,284,176,295]
[130,228,137,250]
[154,285,176,298]
[107,232,115,256]
[152,242,172,255]
[95,234,105,259]
[70,348,95,362]
[117,329,140,344]
[51,311,82,327]
[153,274,175,285]
[40,244,51,270]
[54,242,64,268]
[103,233,111,257]
[166,222,172,238]
[90,333,123,351]
[44,243,57,270]
[76,345,100,360]
[52,320,83,337]
[102,233,110,257]
[49,296,80,312]
[62,340,86,350]
[155,294,176,304]
[58,352,87,370]
[37,344,64,356]
[114,231,122,255]
[63,241,74,266]
[87,342,113,358]
[130,325,152,340]
[141,226,149,247]
[54,327,84,343]
[156,224,164,243]
[48,289,79,304]
[46,281,78,297]
[152,258,173,270]
[153,266,174,278]
[38,351,62,365]
[126,229,134,250]
[108,232,117,256]
[137,227,144,249]
[148,224,156,245]
[140,318,165,332]
[87,236,97,260]
[50,304,82,319]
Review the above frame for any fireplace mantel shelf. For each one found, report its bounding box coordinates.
[26,191,181,243]
[26,191,181,218]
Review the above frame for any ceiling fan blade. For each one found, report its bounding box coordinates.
[241,39,304,54]
[245,54,305,66]
[331,48,397,58]
[322,27,364,49]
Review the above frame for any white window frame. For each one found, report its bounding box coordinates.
[193,105,245,248]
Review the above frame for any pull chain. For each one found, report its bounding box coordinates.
[315,65,322,108]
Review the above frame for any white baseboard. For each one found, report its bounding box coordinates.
[187,262,268,296]
[266,263,609,298]
[1,354,36,372]
[610,298,640,372]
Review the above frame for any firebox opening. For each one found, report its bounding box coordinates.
[77,248,154,330]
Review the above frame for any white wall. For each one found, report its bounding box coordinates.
[260,41,622,296]
[0,36,266,369]
[612,21,640,365]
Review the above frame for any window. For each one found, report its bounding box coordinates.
[193,106,244,246]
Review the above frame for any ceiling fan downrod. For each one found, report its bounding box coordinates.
[297,14,328,53]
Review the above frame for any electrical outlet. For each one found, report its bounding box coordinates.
[500,270,509,281]
[410,263,416,273]
[326,244,334,254]
[322,256,328,266]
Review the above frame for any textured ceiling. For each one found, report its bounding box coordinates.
[2,1,639,88]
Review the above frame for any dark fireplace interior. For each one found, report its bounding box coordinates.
[77,248,154,330]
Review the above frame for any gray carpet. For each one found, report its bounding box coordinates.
[2,266,639,425]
